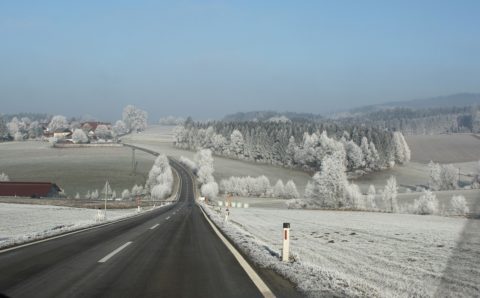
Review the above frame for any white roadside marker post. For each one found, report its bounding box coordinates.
[282,223,290,262]
[224,207,230,223]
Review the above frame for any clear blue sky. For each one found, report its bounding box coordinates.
[1,1,479,121]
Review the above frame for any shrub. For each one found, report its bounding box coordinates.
[450,195,469,216]
[413,190,439,215]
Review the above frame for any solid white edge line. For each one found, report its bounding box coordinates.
[199,205,275,298]
[149,224,160,230]
[98,241,132,263]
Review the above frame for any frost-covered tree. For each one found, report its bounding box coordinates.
[28,121,42,139]
[85,190,91,200]
[131,184,144,197]
[284,180,300,199]
[429,161,459,190]
[159,116,185,125]
[345,140,365,170]
[91,189,99,200]
[413,190,439,215]
[121,189,131,200]
[201,181,219,199]
[7,117,20,135]
[440,164,459,190]
[0,172,10,181]
[273,180,285,198]
[48,115,68,132]
[382,176,398,212]
[72,129,88,143]
[122,105,148,132]
[230,130,245,157]
[112,120,128,136]
[146,155,174,200]
[75,193,80,199]
[95,125,111,139]
[101,181,112,199]
[366,184,377,209]
[345,183,365,210]
[305,154,348,208]
[393,131,411,164]
[428,161,442,190]
[14,131,24,141]
[472,161,480,189]
[220,175,271,197]
[195,149,215,184]
[450,195,469,216]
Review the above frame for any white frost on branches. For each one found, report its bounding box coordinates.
[72,129,88,143]
[122,105,148,133]
[0,172,10,181]
[146,155,173,200]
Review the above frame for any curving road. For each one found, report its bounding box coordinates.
[0,149,299,298]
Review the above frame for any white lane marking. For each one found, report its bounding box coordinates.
[149,224,159,230]
[166,216,170,220]
[98,242,132,263]
[0,207,162,254]
[199,206,274,298]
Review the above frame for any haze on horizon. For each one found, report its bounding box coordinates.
[1,1,479,121]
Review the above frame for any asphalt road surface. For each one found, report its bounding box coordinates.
[0,153,300,298]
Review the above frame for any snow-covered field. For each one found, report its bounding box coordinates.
[204,205,480,297]
[406,134,480,163]
[0,141,155,196]
[0,203,164,249]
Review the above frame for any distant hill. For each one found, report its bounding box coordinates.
[222,111,323,122]
[351,93,480,114]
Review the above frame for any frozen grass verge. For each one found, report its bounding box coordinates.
[199,203,382,297]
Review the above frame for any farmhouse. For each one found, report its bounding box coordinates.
[53,128,73,139]
[0,182,62,198]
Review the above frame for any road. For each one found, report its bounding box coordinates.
[0,150,299,297]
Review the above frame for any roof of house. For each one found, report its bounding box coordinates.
[0,182,61,197]
[54,128,72,133]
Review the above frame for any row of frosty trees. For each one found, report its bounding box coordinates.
[173,120,411,173]
[0,105,148,142]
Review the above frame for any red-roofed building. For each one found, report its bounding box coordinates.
[0,182,62,198]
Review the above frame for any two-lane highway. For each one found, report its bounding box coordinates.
[0,154,298,297]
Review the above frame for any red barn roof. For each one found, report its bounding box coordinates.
[0,182,61,198]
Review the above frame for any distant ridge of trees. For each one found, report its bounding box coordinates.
[223,111,323,122]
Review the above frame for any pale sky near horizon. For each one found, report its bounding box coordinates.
[1,1,479,121]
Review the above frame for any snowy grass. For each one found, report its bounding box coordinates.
[406,134,480,163]
[202,204,480,297]
[0,202,171,249]
[0,141,155,196]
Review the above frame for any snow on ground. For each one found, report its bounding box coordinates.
[203,204,480,297]
[405,134,480,163]
[0,203,169,249]
[0,141,155,196]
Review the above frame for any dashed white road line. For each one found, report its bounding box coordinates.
[98,242,132,263]
[149,224,159,230]
[166,216,170,220]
